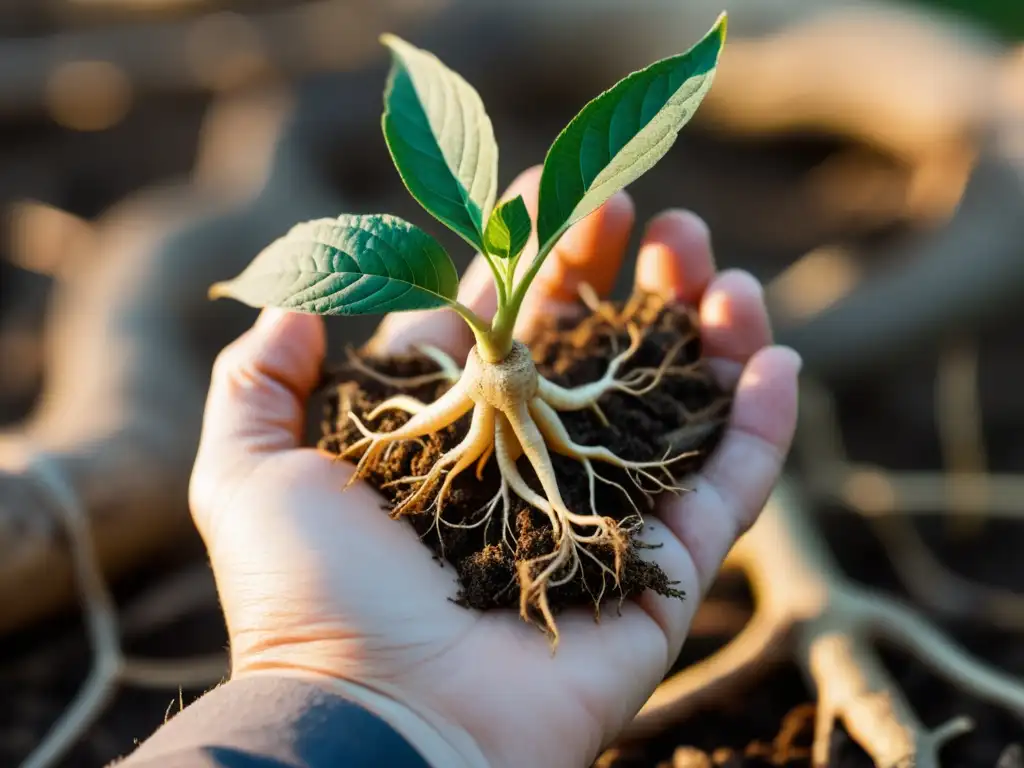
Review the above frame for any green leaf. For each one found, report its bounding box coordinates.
[381,34,498,252]
[483,195,532,260]
[209,214,460,316]
[535,12,726,250]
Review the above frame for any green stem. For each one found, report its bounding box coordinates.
[458,230,563,364]
[481,251,507,309]
[450,301,490,338]
[502,233,560,329]
[488,303,517,359]
[451,301,508,363]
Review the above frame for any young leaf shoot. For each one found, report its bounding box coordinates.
[484,195,531,262]
[209,13,728,644]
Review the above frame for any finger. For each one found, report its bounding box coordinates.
[194,308,325,466]
[657,345,801,594]
[630,516,702,661]
[700,269,773,390]
[515,188,635,341]
[366,167,544,358]
[634,209,715,305]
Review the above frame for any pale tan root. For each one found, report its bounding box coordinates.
[516,538,574,648]
[427,407,495,532]
[475,442,494,480]
[496,408,631,646]
[537,324,647,408]
[332,347,464,445]
[367,394,431,420]
[575,281,686,335]
[800,374,1024,632]
[529,398,695,502]
[530,398,644,521]
[387,412,520,552]
[493,414,578,633]
[440,485,503,536]
[435,406,495,506]
[419,345,464,382]
[494,429,597,600]
[21,458,227,768]
[341,379,473,482]
[502,402,623,542]
[342,344,462,389]
[862,593,1024,714]
[384,404,494,523]
[491,417,520,547]
[577,281,621,325]
[493,415,564,537]
[590,402,611,427]
[335,330,699,647]
[808,631,973,768]
[537,325,699,415]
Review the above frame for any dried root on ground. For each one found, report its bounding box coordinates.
[614,372,1024,767]
[2,89,307,768]
[802,352,1024,634]
[619,476,1024,767]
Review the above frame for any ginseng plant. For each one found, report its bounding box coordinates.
[209,14,727,644]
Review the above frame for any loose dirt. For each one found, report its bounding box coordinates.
[318,292,732,617]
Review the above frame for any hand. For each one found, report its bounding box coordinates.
[189,167,801,768]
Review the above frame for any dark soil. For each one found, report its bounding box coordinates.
[318,292,731,618]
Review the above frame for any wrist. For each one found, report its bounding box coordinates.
[233,667,491,768]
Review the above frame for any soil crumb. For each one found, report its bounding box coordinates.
[318,292,731,619]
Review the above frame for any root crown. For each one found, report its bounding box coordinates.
[464,340,538,409]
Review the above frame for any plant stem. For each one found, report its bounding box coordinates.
[469,229,563,362]
[449,301,508,362]
[483,236,557,362]
[504,227,566,329]
[511,237,556,311]
[487,304,517,362]
[479,250,507,309]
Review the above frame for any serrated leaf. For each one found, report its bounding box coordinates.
[209,214,460,316]
[483,195,532,260]
[536,13,726,250]
[381,34,498,252]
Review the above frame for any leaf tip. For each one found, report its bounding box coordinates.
[380,33,415,59]
[714,10,729,43]
[208,281,232,301]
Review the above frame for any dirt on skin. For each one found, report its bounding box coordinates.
[318,292,732,619]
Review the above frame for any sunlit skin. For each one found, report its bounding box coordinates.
[189,166,800,768]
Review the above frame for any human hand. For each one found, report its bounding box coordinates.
[189,166,801,768]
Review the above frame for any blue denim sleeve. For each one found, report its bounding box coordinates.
[118,675,431,768]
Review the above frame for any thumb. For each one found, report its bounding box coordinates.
[194,307,325,471]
